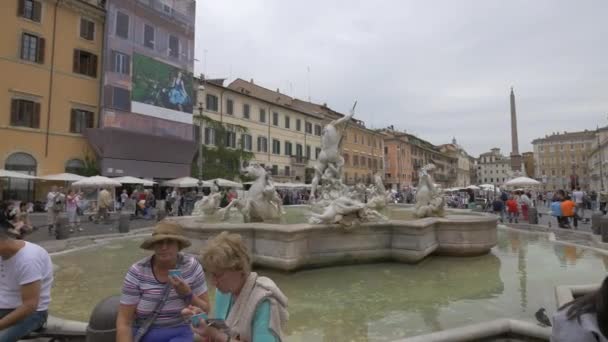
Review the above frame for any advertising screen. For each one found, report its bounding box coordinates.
[131,53,193,124]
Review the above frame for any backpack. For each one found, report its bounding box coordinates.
[52,195,65,212]
[500,192,508,202]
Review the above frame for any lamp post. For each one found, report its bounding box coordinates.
[197,83,205,194]
[598,125,605,192]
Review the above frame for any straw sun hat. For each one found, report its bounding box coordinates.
[140,221,191,250]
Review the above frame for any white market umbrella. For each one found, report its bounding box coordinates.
[162,177,211,188]
[479,184,495,189]
[208,178,243,189]
[113,176,155,187]
[466,185,481,190]
[504,176,541,187]
[72,175,122,188]
[0,169,38,180]
[40,173,85,182]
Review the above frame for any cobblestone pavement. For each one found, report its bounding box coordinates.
[24,212,156,243]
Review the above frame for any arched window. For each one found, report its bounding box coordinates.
[65,159,86,175]
[4,152,37,202]
[343,154,350,166]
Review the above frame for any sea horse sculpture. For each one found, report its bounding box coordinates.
[191,180,222,217]
[414,164,445,218]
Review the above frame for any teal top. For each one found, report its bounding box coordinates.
[214,289,278,342]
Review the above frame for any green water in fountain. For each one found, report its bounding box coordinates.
[50,228,608,341]
[211,205,418,224]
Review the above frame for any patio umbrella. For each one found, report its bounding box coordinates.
[72,176,122,188]
[113,176,155,187]
[0,169,38,180]
[162,177,211,188]
[504,177,541,187]
[466,185,481,190]
[208,178,243,189]
[39,173,85,182]
[479,184,495,189]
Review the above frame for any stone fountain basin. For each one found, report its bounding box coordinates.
[169,208,498,271]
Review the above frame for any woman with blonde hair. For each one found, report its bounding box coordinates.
[183,231,288,342]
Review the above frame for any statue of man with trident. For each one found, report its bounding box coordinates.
[310,101,357,201]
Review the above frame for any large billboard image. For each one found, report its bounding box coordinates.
[131,53,193,124]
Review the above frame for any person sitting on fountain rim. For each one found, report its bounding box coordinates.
[0,223,53,342]
[551,274,608,341]
[182,231,289,342]
[116,222,209,342]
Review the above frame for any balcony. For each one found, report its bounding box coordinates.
[290,156,308,166]
[135,0,194,28]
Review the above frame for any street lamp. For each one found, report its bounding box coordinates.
[598,125,605,192]
[197,83,205,194]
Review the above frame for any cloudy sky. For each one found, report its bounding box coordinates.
[194,0,608,157]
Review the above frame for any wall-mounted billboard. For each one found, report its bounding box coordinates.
[131,53,193,124]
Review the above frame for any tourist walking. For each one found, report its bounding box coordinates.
[519,192,532,221]
[120,190,129,210]
[572,187,586,223]
[96,188,112,224]
[492,198,504,223]
[66,190,82,232]
[0,227,53,341]
[550,199,563,228]
[183,231,289,342]
[116,222,209,342]
[561,196,577,229]
[506,196,519,223]
[45,186,59,234]
[551,275,608,341]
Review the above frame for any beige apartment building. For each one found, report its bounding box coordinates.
[589,126,608,192]
[532,130,595,191]
[340,121,384,185]
[477,148,511,187]
[196,78,323,182]
[438,139,473,188]
[381,130,413,189]
[1,0,104,201]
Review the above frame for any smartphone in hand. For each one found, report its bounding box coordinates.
[169,269,182,277]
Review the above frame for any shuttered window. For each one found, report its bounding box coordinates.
[70,109,94,133]
[73,49,98,77]
[10,99,40,128]
[111,50,130,75]
[20,33,45,63]
[18,0,41,22]
[115,11,129,39]
[111,87,130,111]
[80,18,95,40]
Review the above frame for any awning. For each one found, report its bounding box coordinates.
[85,127,197,179]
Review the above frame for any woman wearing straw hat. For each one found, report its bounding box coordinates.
[116,222,209,342]
[183,232,288,342]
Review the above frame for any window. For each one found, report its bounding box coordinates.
[112,50,130,75]
[243,104,250,119]
[271,165,278,176]
[204,127,216,145]
[225,131,236,148]
[306,145,311,159]
[65,159,85,175]
[272,112,279,126]
[272,139,281,154]
[10,99,40,128]
[257,136,268,152]
[73,50,98,77]
[226,99,234,115]
[285,166,291,176]
[206,94,218,111]
[70,109,94,133]
[354,155,359,166]
[315,147,321,159]
[144,24,155,49]
[314,124,322,136]
[115,11,129,39]
[169,35,179,58]
[20,33,45,63]
[241,134,252,151]
[285,116,290,129]
[296,119,301,131]
[80,18,95,40]
[111,86,130,111]
[305,122,312,134]
[18,0,41,22]
[285,142,293,156]
[296,144,303,157]
[259,109,266,123]
[344,154,350,166]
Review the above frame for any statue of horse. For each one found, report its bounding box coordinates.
[220,163,283,222]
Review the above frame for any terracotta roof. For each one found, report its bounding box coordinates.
[228,79,295,107]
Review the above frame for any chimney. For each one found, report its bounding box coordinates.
[250,78,254,84]
[276,88,280,93]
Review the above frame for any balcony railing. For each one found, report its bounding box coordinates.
[290,156,308,166]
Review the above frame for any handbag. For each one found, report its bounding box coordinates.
[133,255,184,342]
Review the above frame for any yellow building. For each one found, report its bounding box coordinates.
[0,0,104,201]
[196,78,323,183]
[341,121,384,185]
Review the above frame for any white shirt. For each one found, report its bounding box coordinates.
[573,190,585,204]
[0,242,53,311]
[46,191,57,211]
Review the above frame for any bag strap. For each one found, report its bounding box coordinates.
[133,254,184,342]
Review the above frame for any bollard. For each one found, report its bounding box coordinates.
[528,207,538,224]
[55,213,70,240]
[86,295,120,342]
[601,216,608,243]
[118,212,130,233]
[592,213,604,235]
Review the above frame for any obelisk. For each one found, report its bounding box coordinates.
[510,87,522,172]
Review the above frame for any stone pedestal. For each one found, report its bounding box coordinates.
[55,213,70,240]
